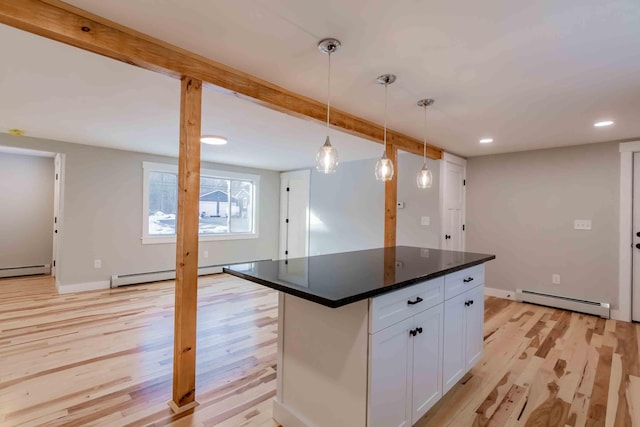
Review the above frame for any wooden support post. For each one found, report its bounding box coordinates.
[384,143,398,248]
[169,76,202,414]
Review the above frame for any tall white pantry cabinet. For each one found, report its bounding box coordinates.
[273,263,487,427]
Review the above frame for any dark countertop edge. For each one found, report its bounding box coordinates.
[223,254,496,309]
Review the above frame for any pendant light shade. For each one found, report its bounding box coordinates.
[416,98,435,189]
[315,38,341,174]
[416,165,433,188]
[375,152,394,181]
[316,136,339,174]
[375,74,396,181]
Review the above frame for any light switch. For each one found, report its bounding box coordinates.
[574,219,592,230]
[397,201,405,209]
[421,216,430,226]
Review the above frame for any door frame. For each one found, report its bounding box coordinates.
[52,153,65,280]
[618,141,640,322]
[439,152,467,250]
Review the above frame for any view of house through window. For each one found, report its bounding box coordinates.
[145,164,257,240]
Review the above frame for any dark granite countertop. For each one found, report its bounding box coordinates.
[223,246,495,308]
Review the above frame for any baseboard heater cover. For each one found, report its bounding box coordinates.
[0,264,50,278]
[111,265,224,288]
[516,289,610,319]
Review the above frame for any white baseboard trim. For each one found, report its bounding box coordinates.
[273,399,309,427]
[485,287,516,300]
[610,309,628,322]
[57,280,110,294]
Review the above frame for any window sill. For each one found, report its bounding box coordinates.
[141,233,259,245]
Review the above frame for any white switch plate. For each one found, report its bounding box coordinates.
[397,201,405,209]
[94,259,102,269]
[203,250,209,258]
[574,219,592,230]
[552,274,560,285]
[421,216,430,226]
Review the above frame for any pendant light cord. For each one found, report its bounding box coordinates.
[383,82,388,150]
[326,51,331,130]
[423,104,427,162]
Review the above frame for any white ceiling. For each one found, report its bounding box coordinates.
[0,24,382,171]
[2,0,640,165]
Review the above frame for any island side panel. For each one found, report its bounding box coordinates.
[274,294,369,427]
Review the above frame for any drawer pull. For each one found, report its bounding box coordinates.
[463,277,474,283]
[465,300,475,307]
[416,327,423,334]
[409,329,418,337]
[407,297,424,305]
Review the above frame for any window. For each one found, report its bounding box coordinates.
[142,162,259,243]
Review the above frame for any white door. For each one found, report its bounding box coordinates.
[440,153,466,251]
[632,152,640,321]
[368,317,412,427]
[464,286,485,370]
[410,304,444,424]
[52,153,63,277]
[442,292,466,393]
[279,170,310,259]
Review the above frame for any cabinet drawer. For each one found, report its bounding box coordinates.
[369,277,444,334]
[445,264,484,300]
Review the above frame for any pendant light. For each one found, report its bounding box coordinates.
[416,99,434,189]
[375,74,396,181]
[315,38,341,174]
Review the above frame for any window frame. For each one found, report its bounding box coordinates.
[142,161,260,244]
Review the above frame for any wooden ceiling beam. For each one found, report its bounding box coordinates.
[0,0,443,160]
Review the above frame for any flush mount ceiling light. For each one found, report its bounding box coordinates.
[200,135,228,145]
[8,128,25,136]
[375,74,396,182]
[594,120,614,127]
[315,38,341,174]
[416,99,434,189]
[479,138,493,144]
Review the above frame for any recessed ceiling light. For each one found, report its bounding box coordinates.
[594,120,614,127]
[479,138,493,144]
[200,135,228,145]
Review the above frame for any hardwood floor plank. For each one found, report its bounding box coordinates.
[0,279,638,426]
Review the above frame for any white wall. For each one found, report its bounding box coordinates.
[307,154,441,256]
[397,152,441,248]
[0,133,280,290]
[466,141,619,308]
[0,152,54,268]
[309,158,384,255]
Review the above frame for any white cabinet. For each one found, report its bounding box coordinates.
[369,317,412,427]
[410,305,444,424]
[369,304,443,427]
[443,284,484,394]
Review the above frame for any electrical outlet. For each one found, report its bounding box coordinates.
[94,259,102,269]
[574,219,592,230]
[203,250,209,258]
[421,216,430,226]
[552,274,560,285]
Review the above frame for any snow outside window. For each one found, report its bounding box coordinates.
[142,162,259,244]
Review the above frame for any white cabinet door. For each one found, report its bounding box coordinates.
[369,317,412,427]
[410,304,443,425]
[465,286,485,370]
[443,292,466,394]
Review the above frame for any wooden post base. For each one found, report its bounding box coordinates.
[167,399,199,414]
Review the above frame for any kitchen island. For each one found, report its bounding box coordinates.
[224,246,495,427]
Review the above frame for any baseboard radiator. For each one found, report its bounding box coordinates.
[516,289,610,319]
[0,264,51,279]
[110,265,224,288]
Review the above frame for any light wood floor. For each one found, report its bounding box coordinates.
[1,275,639,426]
